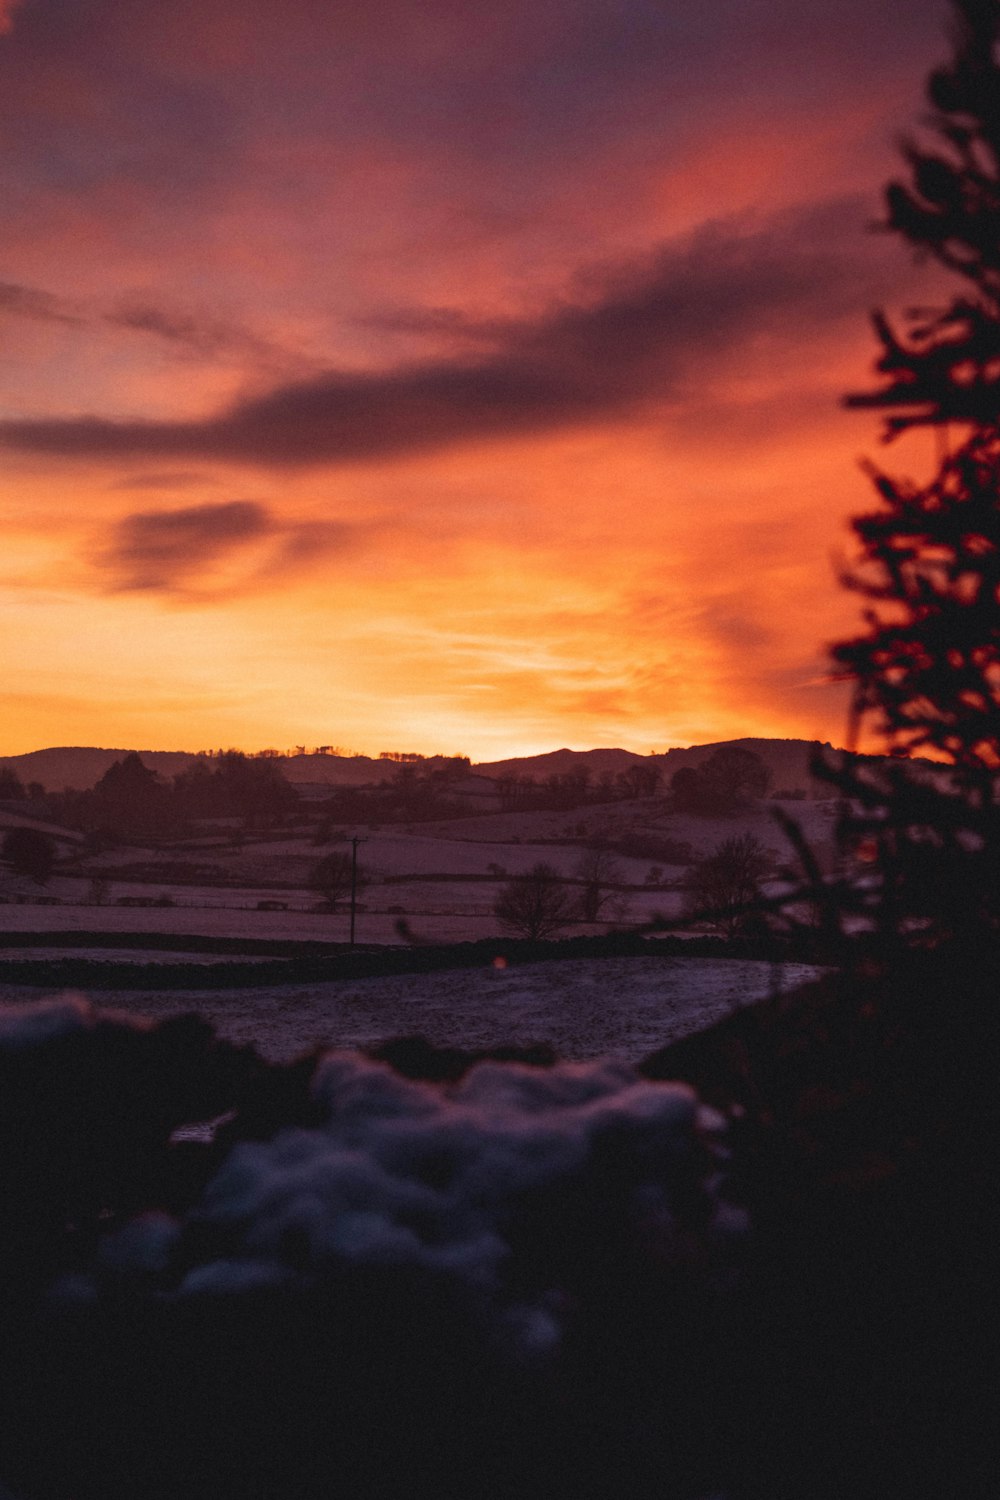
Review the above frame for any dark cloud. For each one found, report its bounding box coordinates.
[0,280,81,325]
[94,498,361,595]
[357,304,513,349]
[96,499,275,592]
[0,0,943,256]
[0,198,894,468]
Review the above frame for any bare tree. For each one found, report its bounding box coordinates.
[575,844,623,922]
[685,834,770,938]
[310,850,363,910]
[494,863,575,940]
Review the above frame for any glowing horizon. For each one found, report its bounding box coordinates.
[0,1,952,762]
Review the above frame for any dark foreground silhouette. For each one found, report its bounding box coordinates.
[0,953,996,1500]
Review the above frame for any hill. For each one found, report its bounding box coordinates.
[0,746,202,792]
[1,737,841,797]
[479,739,838,796]
[656,738,838,797]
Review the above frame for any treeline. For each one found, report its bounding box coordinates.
[498,745,773,815]
[498,761,662,812]
[29,751,299,842]
[311,757,476,826]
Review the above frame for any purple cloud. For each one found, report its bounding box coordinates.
[96,499,274,592]
[0,198,898,468]
[94,498,362,595]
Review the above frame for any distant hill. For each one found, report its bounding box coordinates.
[480,740,839,797]
[1,738,844,797]
[0,747,203,792]
[655,738,839,797]
[476,747,647,781]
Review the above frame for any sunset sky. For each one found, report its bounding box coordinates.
[0,0,953,760]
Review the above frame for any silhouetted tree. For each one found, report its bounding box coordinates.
[575,844,624,922]
[2,826,56,884]
[615,762,661,799]
[498,773,536,812]
[543,769,590,810]
[215,751,299,827]
[685,833,770,938]
[494,863,575,939]
[671,747,771,814]
[171,758,216,818]
[174,751,298,828]
[702,746,771,809]
[811,0,1000,944]
[92,753,171,839]
[846,0,1000,443]
[0,768,24,800]
[310,850,363,910]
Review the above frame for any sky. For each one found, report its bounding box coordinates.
[0,0,955,761]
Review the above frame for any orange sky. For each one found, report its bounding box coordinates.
[0,0,952,759]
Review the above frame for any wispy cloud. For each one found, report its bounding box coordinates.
[0,280,81,325]
[104,296,305,368]
[109,471,220,491]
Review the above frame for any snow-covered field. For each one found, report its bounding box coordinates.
[0,793,837,946]
[0,788,832,1066]
[0,956,824,1062]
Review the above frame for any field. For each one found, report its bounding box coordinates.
[0,787,837,944]
[0,772,834,1060]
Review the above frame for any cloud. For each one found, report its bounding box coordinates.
[0,0,21,35]
[0,280,81,325]
[109,471,220,491]
[104,296,304,367]
[93,498,363,596]
[0,198,886,468]
[0,276,293,371]
[357,304,513,350]
[96,500,274,593]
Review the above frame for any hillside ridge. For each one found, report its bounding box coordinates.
[1,737,843,794]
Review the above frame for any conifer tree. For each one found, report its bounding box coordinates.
[814,0,1000,944]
